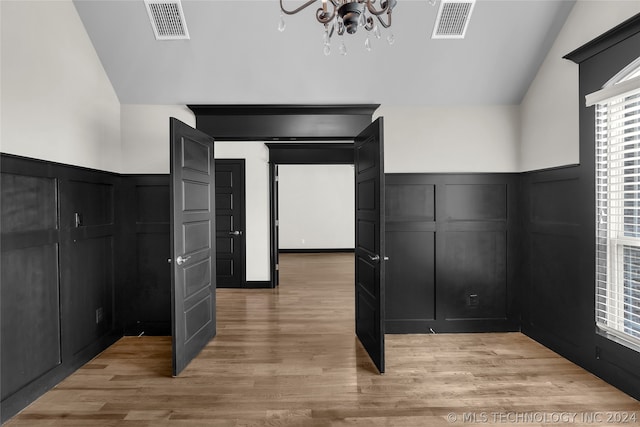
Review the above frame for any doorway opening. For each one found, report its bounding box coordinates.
[180,106,386,374]
[277,164,355,255]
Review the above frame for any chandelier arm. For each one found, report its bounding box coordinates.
[280,0,320,16]
[316,7,337,24]
[376,12,391,28]
[365,0,391,17]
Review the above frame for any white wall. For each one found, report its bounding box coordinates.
[0,0,121,172]
[520,0,640,172]
[278,165,354,250]
[215,142,271,282]
[376,105,520,173]
[120,104,195,174]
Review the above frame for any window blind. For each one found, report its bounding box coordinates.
[595,78,640,351]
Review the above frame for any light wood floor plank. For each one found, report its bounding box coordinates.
[6,253,640,426]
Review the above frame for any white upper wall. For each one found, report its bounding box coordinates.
[0,0,121,172]
[377,105,520,173]
[520,0,640,172]
[120,104,195,174]
[278,165,354,250]
[215,142,271,282]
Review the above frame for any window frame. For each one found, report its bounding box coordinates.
[594,58,640,352]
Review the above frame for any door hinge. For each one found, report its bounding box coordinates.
[275,220,279,226]
[275,176,279,182]
[275,263,279,271]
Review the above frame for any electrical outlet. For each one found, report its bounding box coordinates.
[96,307,104,324]
[468,294,479,307]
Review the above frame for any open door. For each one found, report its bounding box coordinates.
[354,117,386,373]
[170,118,216,376]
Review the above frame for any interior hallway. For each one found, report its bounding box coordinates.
[6,253,640,426]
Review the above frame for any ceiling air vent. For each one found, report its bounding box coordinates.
[432,0,476,39]
[144,0,190,40]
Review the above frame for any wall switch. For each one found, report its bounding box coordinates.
[74,212,83,228]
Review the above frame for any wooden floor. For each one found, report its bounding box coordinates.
[6,253,640,426]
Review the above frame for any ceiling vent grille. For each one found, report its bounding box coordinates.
[144,0,190,40]
[432,0,476,39]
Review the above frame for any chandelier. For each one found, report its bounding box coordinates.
[278,0,397,56]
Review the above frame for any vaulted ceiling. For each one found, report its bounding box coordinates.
[73,0,575,106]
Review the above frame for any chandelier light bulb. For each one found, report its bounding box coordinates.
[278,12,286,32]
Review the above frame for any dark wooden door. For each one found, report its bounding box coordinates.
[215,159,246,288]
[170,118,216,376]
[270,163,280,287]
[354,117,386,373]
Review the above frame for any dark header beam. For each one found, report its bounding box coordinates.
[188,104,379,141]
[265,143,354,164]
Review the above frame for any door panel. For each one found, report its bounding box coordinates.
[354,117,386,374]
[215,160,246,288]
[170,118,216,377]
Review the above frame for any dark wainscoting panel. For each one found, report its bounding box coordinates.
[441,231,507,321]
[119,175,172,336]
[385,173,520,333]
[0,154,120,422]
[522,169,583,352]
[385,230,435,324]
[1,243,61,401]
[522,168,583,353]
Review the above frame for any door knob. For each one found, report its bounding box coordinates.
[228,231,243,236]
[176,255,191,266]
[368,254,380,262]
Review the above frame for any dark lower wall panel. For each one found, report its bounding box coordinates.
[0,154,121,423]
[119,175,171,336]
[385,173,520,334]
[385,229,435,332]
[527,231,582,348]
[441,231,507,321]
[0,174,57,233]
[0,244,61,401]
[66,235,115,356]
[522,165,640,400]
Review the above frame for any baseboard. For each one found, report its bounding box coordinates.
[245,281,272,289]
[279,248,355,254]
[386,319,520,334]
[123,321,171,337]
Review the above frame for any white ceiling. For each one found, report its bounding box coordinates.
[73,0,575,106]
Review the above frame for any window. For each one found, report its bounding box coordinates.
[592,57,640,351]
